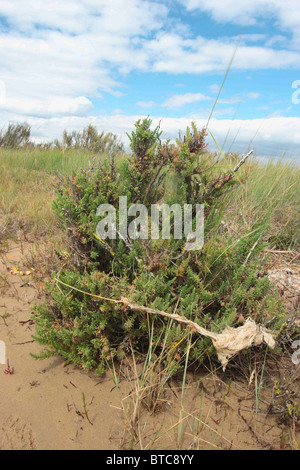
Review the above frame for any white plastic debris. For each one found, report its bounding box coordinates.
[121,298,276,371]
[209,319,276,370]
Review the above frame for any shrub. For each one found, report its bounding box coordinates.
[32,118,286,373]
[0,122,31,148]
[61,125,125,155]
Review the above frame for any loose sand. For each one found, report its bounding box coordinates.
[0,241,299,450]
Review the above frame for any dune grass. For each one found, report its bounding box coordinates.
[0,147,100,174]
[223,156,300,250]
[0,148,105,237]
[0,146,299,249]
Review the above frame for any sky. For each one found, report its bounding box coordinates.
[0,0,300,158]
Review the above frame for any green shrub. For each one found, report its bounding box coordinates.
[61,124,125,155]
[32,118,286,373]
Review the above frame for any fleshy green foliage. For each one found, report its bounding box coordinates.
[32,270,129,374]
[33,118,286,373]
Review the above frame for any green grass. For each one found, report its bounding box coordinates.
[0,165,56,236]
[0,147,117,236]
[223,156,300,250]
[0,147,102,174]
[0,146,299,249]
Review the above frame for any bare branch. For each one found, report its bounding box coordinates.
[233,149,254,173]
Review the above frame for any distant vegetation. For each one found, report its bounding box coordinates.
[60,125,125,155]
[0,122,31,148]
[0,122,125,155]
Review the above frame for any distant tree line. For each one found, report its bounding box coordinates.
[0,122,125,155]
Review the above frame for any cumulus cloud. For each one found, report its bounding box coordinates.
[209,84,220,94]
[246,92,260,99]
[0,0,299,159]
[0,0,168,112]
[180,0,300,47]
[0,0,167,36]
[1,0,300,120]
[1,111,298,158]
[155,115,300,157]
[1,96,93,118]
[145,33,300,74]
[218,96,243,104]
[136,101,157,108]
[162,92,211,109]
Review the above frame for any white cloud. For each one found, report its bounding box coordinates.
[155,115,300,157]
[209,107,236,117]
[136,101,157,108]
[218,96,243,104]
[0,0,299,159]
[0,0,168,114]
[1,96,92,118]
[1,1,299,112]
[0,0,300,123]
[1,111,299,158]
[146,33,300,74]
[265,35,288,48]
[162,92,211,109]
[181,1,278,25]
[112,109,124,115]
[180,0,300,48]
[209,84,220,94]
[0,0,167,36]
[247,92,260,99]
[211,92,260,105]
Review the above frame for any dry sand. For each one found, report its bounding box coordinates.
[0,241,299,450]
[0,242,123,450]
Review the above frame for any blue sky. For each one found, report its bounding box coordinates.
[0,0,300,158]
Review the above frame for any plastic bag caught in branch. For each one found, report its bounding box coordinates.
[121,299,276,370]
[54,279,276,371]
[209,319,276,370]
